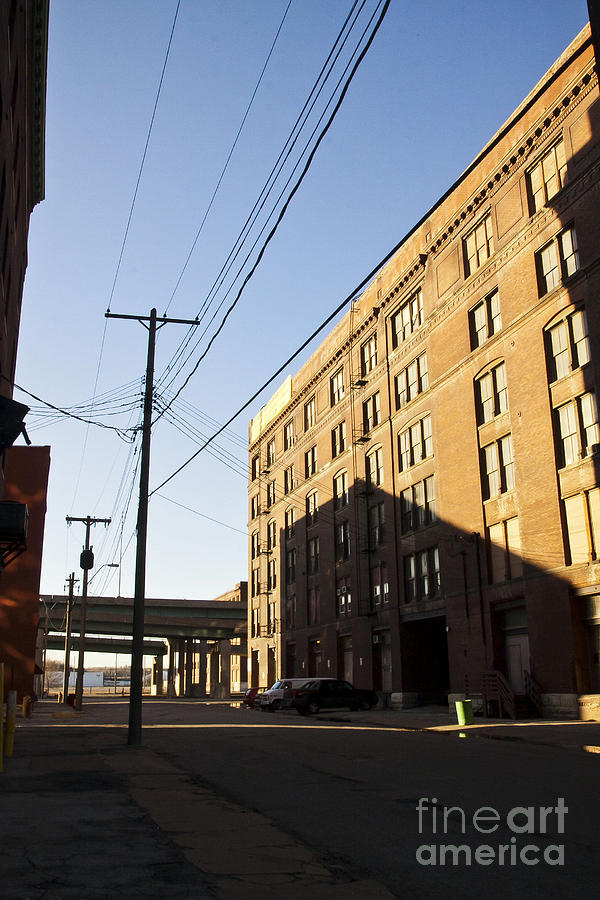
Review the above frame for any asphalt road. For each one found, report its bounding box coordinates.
[131,700,600,899]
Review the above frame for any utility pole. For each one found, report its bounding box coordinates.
[105,307,200,745]
[66,515,111,710]
[62,572,78,702]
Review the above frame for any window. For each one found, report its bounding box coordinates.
[398,414,433,471]
[251,455,260,481]
[267,558,277,591]
[305,445,317,478]
[371,562,389,606]
[267,601,276,635]
[266,480,276,508]
[251,495,260,519]
[251,568,260,599]
[363,392,381,433]
[336,576,352,617]
[284,465,296,495]
[251,531,260,560]
[308,587,320,625]
[557,393,600,467]
[284,419,295,451]
[401,476,436,532]
[286,593,296,630]
[267,519,277,551]
[564,488,600,565]
[266,439,276,466]
[390,288,424,349]
[306,491,319,527]
[527,139,567,213]
[286,547,297,583]
[361,334,377,376]
[475,362,508,424]
[304,396,316,430]
[536,226,579,295]
[404,547,440,602]
[488,517,522,583]
[251,607,259,638]
[547,308,590,382]
[330,368,345,406]
[368,502,385,549]
[481,434,515,500]
[335,520,351,562]
[366,446,384,486]
[307,537,320,575]
[464,214,494,276]
[285,506,296,539]
[332,421,347,458]
[469,290,501,349]
[333,470,349,510]
[395,353,428,409]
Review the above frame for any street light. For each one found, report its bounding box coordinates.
[88,562,119,585]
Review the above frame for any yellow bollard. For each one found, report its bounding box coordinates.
[0,663,4,773]
[4,690,16,758]
[22,696,33,718]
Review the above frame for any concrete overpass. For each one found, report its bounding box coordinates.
[45,635,168,656]
[39,594,248,697]
[39,595,247,640]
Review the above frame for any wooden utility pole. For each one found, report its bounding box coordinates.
[62,572,78,702]
[105,308,200,745]
[66,515,111,710]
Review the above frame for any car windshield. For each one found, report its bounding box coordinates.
[269,681,283,691]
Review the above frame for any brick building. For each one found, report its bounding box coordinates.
[0,0,49,700]
[247,24,600,718]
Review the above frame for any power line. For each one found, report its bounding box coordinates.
[162,0,294,317]
[155,493,248,536]
[152,0,390,428]
[155,0,367,394]
[106,0,181,314]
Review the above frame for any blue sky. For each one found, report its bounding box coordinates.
[20,0,589,651]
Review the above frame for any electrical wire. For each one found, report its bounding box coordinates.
[162,0,294,317]
[156,0,365,390]
[152,0,390,426]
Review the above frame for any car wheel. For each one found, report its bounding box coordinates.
[296,706,308,716]
[271,700,282,712]
[358,697,371,711]
[307,701,320,715]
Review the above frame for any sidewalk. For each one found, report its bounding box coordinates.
[306,703,600,752]
[2,699,599,899]
[0,700,395,900]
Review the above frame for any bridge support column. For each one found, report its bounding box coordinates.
[167,640,177,698]
[219,639,232,699]
[177,639,186,697]
[185,638,194,697]
[193,641,207,697]
[151,655,163,695]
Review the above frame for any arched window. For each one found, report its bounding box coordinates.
[333,470,349,509]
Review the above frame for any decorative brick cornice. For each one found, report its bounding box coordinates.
[427,66,597,261]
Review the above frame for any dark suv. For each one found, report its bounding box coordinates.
[294,679,378,715]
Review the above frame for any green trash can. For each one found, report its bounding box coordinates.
[455,699,474,726]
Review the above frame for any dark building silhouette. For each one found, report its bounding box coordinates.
[247,23,600,719]
[0,1,49,700]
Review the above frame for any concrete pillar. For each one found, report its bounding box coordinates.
[167,640,176,698]
[185,638,194,697]
[194,641,208,697]
[177,639,186,697]
[151,654,164,696]
[219,639,232,699]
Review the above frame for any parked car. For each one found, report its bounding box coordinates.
[294,679,378,715]
[259,678,326,712]
[243,687,260,708]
